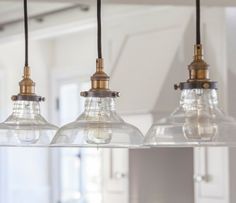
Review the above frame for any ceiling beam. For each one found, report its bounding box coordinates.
[1,0,236,7]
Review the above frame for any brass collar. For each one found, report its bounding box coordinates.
[81,58,119,98]
[19,66,35,95]
[91,58,110,90]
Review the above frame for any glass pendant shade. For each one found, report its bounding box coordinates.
[144,89,236,147]
[52,97,144,148]
[0,100,58,146]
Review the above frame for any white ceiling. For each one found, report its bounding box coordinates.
[0,2,75,24]
[0,0,234,33]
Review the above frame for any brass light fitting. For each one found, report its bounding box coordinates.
[81,58,120,98]
[174,44,217,90]
[11,66,45,102]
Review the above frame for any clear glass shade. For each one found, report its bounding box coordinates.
[0,100,58,146]
[52,97,144,148]
[144,89,236,147]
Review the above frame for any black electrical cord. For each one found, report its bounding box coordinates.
[196,0,201,45]
[97,0,102,59]
[24,0,29,67]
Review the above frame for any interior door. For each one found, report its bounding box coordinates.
[51,78,103,203]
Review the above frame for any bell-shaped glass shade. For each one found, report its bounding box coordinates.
[144,89,236,147]
[0,100,58,146]
[52,97,144,148]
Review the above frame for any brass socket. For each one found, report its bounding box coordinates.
[91,58,110,90]
[188,44,209,82]
[19,66,36,95]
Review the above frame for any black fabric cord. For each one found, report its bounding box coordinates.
[24,0,29,67]
[196,0,201,44]
[97,0,102,58]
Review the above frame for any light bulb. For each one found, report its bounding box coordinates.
[85,127,112,144]
[83,98,113,144]
[16,130,39,144]
[52,97,144,148]
[14,101,40,143]
[0,100,58,146]
[183,115,218,141]
[182,89,218,141]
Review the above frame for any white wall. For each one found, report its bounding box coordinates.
[226,7,236,203]
[52,29,96,75]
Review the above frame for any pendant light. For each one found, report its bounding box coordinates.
[52,0,144,148]
[0,0,58,146]
[144,0,236,147]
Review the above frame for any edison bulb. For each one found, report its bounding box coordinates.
[81,97,113,144]
[85,127,112,144]
[16,130,40,144]
[14,101,40,144]
[182,89,218,141]
[183,110,218,141]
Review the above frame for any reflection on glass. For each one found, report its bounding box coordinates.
[52,97,143,148]
[144,89,236,146]
[0,100,57,146]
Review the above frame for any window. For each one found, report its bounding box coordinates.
[53,79,102,203]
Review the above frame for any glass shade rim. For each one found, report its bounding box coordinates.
[144,114,236,147]
[52,119,144,148]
